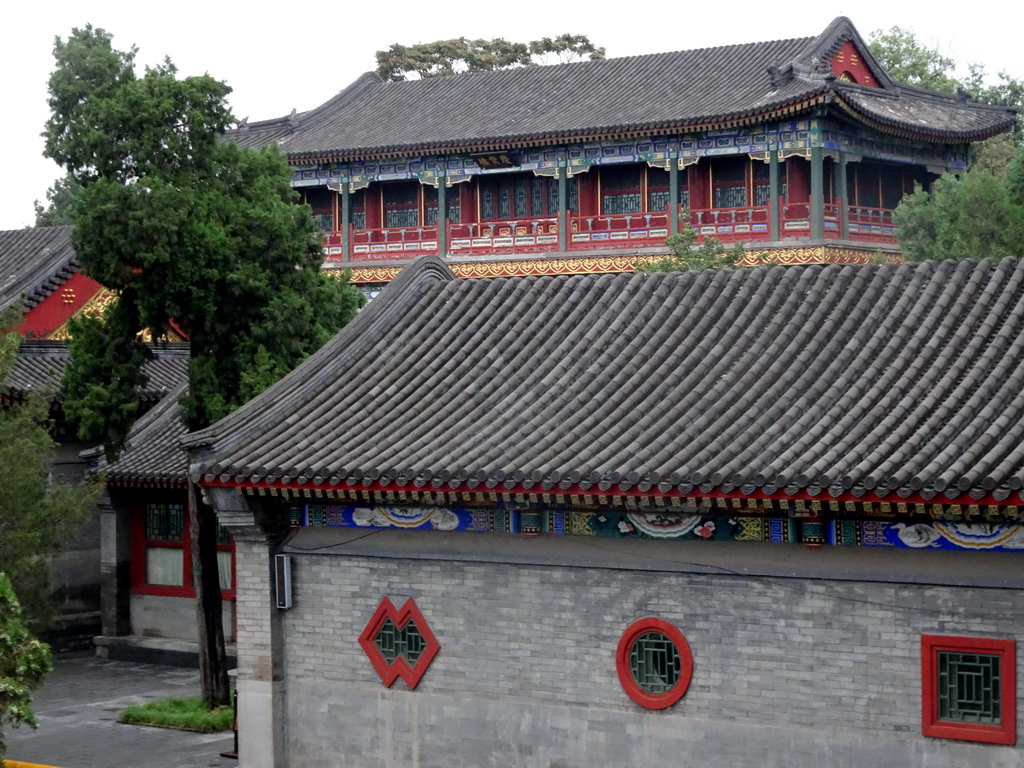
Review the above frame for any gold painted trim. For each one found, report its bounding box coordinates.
[343,245,902,283]
[47,288,118,340]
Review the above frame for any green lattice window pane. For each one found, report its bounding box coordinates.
[374,618,427,665]
[629,631,682,695]
[215,523,232,546]
[145,503,183,542]
[938,651,1001,724]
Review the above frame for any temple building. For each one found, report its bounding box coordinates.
[188,256,1024,767]
[230,17,1014,287]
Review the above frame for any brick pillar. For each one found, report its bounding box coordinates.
[205,486,286,768]
[98,490,131,638]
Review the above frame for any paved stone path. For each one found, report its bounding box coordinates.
[5,653,235,768]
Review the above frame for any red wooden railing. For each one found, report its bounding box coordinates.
[319,201,897,264]
[448,217,559,255]
[847,206,896,242]
[567,211,670,250]
[349,224,441,261]
[689,206,770,243]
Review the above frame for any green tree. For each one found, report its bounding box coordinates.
[894,147,1024,262]
[0,572,52,763]
[0,314,97,626]
[32,173,82,227]
[44,25,363,707]
[638,213,759,272]
[867,26,960,92]
[375,34,604,81]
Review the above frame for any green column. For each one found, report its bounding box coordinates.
[668,156,680,236]
[437,170,448,258]
[557,165,568,253]
[768,148,780,241]
[340,181,351,263]
[810,145,824,240]
[837,151,848,240]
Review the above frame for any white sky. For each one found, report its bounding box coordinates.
[2,1,1019,230]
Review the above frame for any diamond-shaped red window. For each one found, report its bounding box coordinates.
[358,597,440,689]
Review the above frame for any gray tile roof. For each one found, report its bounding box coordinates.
[94,382,189,486]
[3,340,189,402]
[188,256,1024,505]
[0,226,79,312]
[228,18,1014,161]
[837,85,1018,141]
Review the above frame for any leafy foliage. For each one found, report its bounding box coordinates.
[45,26,363,446]
[0,311,98,625]
[375,34,604,80]
[867,27,960,92]
[868,26,1022,141]
[638,216,760,272]
[33,173,83,227]
[894,147,1024,262]
[0,572,52,761]
[44,26,363,709]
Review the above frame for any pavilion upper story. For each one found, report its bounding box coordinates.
[229,18,1015,281]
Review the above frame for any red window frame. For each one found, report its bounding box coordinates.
[616,617,693,709]
[131,502,236,601]
[381,180,421,228]
[358,597,440,690]
[711,156,748,208]
[921,634,1016,745]
[600,165,643,215]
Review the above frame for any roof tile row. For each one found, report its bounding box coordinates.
[188,257,1024,504]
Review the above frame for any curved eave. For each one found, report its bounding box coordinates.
[831,95,1016,144]
[100,473,188,489]
[199,476,1012,508]
[285,94,828,164]
[25,260,81,310]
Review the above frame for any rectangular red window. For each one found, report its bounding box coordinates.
[132,502,235,600]
[922,634,1016,745]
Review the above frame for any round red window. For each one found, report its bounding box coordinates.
[616,617,693,709]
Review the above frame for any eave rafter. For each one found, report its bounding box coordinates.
[201,476,1012,510]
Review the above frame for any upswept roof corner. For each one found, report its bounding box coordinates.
[224,71,386,152]
[190,258,1024,506]
[182,255,455,468]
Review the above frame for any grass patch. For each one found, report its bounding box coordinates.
[119,696,233,732]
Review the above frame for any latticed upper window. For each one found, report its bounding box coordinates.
[616,618,693,709]
[922,635,1016,745]
[133,501,235,596]
[146,503,183,542]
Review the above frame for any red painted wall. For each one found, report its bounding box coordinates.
[831,41,879,87]
[19,272,106,338]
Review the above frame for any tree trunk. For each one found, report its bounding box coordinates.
[188,481,230,708]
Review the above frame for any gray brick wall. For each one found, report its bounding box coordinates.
[278,553,1023,768]
[235,536,283,683]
